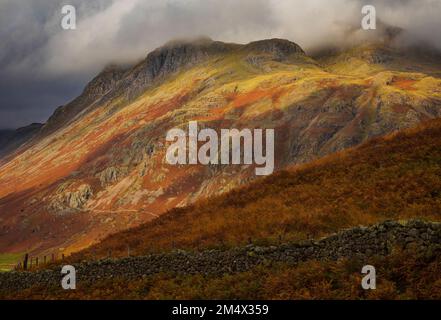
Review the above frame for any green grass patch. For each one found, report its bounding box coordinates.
[0,253,23,272]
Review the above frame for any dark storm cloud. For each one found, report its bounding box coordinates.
[0,0,114,128]
[0,0,440,129]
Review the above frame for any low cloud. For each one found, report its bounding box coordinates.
[0,0,440,128]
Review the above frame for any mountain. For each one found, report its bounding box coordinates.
[3,117,441,300]
[71,117,441,260]
[0,123,43,160]
[0,36,440,256]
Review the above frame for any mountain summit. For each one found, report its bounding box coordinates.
[243,38,305,57]
[38,38,307,139]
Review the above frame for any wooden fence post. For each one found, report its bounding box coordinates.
[51,253,55,262]
[23,253,29,271]
[44,256,47,264]
[36,257,39,266]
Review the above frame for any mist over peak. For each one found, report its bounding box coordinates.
[1,0,440,129]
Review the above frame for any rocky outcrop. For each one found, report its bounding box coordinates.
[1,220,440,293]
[97,167,125,186]
[49,184,93,212]
[120,37,237,99]
[82,64,129,99]
[243,38,306,59]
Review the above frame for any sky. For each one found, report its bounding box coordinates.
[1,0,440,129]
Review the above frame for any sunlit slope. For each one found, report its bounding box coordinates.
[72,117,441,260]
[0,38,440,255]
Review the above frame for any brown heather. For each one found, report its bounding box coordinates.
[4,249,441,300]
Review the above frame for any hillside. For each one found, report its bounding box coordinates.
[2,220,441,299]
[0,36,441,256]
[72,118,441,261]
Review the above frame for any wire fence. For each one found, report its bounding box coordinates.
[14,252,66,271]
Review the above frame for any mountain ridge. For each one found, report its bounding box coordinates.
[33,38,307,142]
[0,36,440,256]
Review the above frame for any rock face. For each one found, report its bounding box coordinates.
[49,184,93,212]
[1,220,440,294]
[123,37,237,99]
[0,37,440,255]
[98,167,124,186]
[84,65,129,98]
[243,38,306,59]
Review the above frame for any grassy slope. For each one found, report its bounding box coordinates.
[71,117,441,262]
